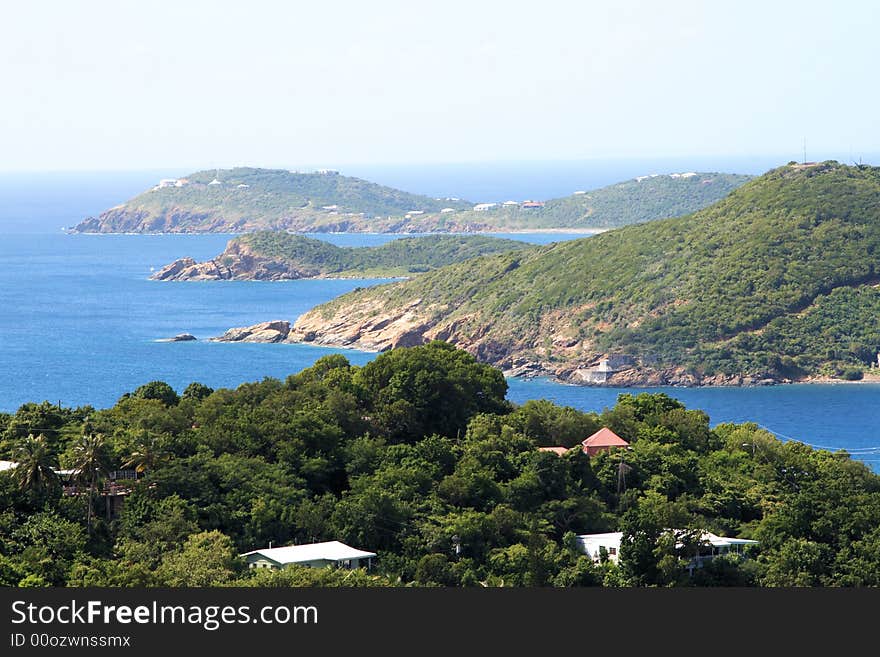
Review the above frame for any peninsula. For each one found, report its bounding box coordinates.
[214,162,880,386]
[71,167,750,234]
[151,232,529,281]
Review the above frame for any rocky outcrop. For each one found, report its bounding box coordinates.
[289,298,430,352]
[210,320,291,343]
[151,240,317,281]
[156,333,198,342]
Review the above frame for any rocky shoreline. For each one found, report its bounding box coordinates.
[206,318,805,388]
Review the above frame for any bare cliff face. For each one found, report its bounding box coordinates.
[151,240,318,281]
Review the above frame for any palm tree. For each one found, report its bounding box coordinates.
[11,433,59,498]
[71,433,109,533]
[121,431,167,475]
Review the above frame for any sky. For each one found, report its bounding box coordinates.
[0,0,878,171]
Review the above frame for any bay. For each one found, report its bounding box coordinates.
[2,169,880,470]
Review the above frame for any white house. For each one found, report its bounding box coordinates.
[473,203,497,212]
[240,541,377,571]
[576,531,758,567]
[440,208,457,213]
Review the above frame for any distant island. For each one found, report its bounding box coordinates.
[70,167,751,234]
[216,162,880,387]
[151,232,529,281]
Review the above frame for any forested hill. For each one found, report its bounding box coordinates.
[3,343,880,587]
[288,162,880,385]
[151,232,529,281]
[70,167,750,234]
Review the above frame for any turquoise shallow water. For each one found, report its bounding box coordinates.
[2,171,880,470]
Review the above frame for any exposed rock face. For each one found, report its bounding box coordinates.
[210,320,291,343]
[151,241,316,281]
[289,298,429,352]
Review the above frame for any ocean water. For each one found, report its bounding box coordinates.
[2,168,880,470]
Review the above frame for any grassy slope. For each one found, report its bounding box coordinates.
[306,162,880,378]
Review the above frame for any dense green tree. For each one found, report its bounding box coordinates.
[133,381,180,407]
[354,341,509,442]
[158,530,241,586]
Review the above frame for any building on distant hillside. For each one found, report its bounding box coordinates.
[440,208,456,213]
[581,427,629,456]
[521,200,545,208]
[573,190,586,195]
[321,205,338,210]
[406,210,425,215]
[576,354,635,384]
[537,446,570,456]
[316,169,339,175]
[503,200,519,206]
[157,178,178,188]
[576,531,759,573]
[473,203,497,212]
[208,178,222,185]
[241,541,376,570]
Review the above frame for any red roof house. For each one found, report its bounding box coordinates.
[581,427,629,456]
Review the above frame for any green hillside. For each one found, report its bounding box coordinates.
[151,232,529,280]
[71,167,750,234]
[241,232,528,275]
[72,168,474,233]
[292,162,880,383]
[450,172,751,229]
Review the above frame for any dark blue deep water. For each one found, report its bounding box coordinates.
[2,169,880,470]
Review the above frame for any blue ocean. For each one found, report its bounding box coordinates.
[2,166,880,470]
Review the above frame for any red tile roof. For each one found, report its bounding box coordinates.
[582,427,629,448]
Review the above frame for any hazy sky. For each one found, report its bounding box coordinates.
[1,0,877,171]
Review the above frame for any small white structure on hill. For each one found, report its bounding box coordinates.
[440,208,457,213]
[240,541,376,570]
[473,203,497,212]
